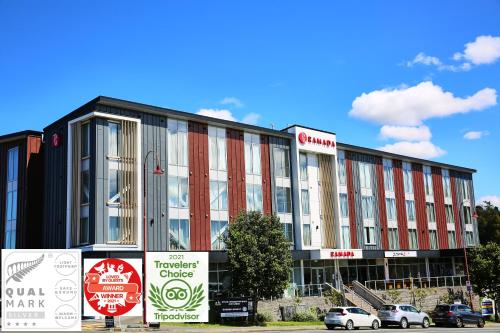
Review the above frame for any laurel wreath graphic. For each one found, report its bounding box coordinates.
[149,283,205,312]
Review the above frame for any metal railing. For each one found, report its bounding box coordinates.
[290,283,333,297]
[364,275,468,291]
[343,284,376,314]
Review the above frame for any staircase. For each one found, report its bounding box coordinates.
[343,284,378,314]
[351,280,385,309]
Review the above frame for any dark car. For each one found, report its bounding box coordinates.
[432,304,485,328]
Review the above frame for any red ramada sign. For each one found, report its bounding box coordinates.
[298,132,335,148]
[330,250,355,258]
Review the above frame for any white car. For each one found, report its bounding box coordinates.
[324,306,381,330]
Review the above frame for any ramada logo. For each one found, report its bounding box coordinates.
[298,131,335,148]
[330,250,355,257]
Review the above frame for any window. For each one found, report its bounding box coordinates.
[276,186,292,213]
[80,123,91,244]
[403,162,413,194]
[337,154,346,185]
[168,119,188,166]
[299,153,308,181]
[4,147,19,249]
[442,170,452,198]
[445,204,454,224]
[463,206,472,224]
[462,180,470,200]
[246,183,263,212]
[209,127,227,171]
[211,220,228,250]
[423,166,433,196]
[448,231,456,248]
[169,176,189,208]
[108,216,120,242]
[210,180,228,211]
[426,203,436,222]
[362,196,374,220]
[429,230,438,249]
[301,189,310,215]
[340,193,349,218]
[389,228,399,250]
[108,164,121,204]
[406,200,416,222]
[383,159,394,192]
[466,231,474,246]
[409,229,418,249]
[274,147,290,178]
[342,226,351,248]
[169,219,190,250]
[303,224,311,246]
[283,223,293,243]
[81,122,90,157]
[364,226,376,245]
[244,133,261,175]
[359,162,372,189]
[386,198,396,221]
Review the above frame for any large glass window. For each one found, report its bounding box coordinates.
[274,147,290,178]
[448,231,456,248]
[210,180,228,211]
[246,183,263,212]
[4,147,19,249]
[423,166,433,196]
[337,154,346,185]
[406,200,416,222]
[409,229,418,249]
[209,127,227,171]
[341,226,351,248]
[283,223,293,243]
[108,122,121,157]
[359,162,372,189]
[445,204,454,224]
[386,198,396,221]
[299,153,308,181]
[426,203,436,222]
[108,216,120,242]
[403,162,413,194]
[442,170,451,198]
[168,119,188,166]
[168,176,189,208]
[81,122,90,158]
[462,180,470,200]
[383,159,394,192]
[303,224,311,246]
[389,228,399,250]
[362,196,374,220]
[364,226,376,245]
[463,206,472,224]
[244,133,261,175]
[301,189,310,215]
[276,186,292,213]
[80,123,91,245]
[169,219,189,250]
[466,231,474,246]
[429,230,438,249]
[211,220,228,250]
[340,193,349,218]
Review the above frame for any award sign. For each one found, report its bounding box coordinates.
[83,258,142,317]
[1,249,81,331]
[146,252,209,322]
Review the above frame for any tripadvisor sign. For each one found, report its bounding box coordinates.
[146,252,208,322]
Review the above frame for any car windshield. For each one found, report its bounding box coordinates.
[380,305,396,311]
[329,308,344,313]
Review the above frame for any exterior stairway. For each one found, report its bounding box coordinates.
[343,284,379,314]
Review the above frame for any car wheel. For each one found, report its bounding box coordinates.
[456,317,463,328]
[422,317,430,328]
[477,318,485,328]
[400,317,408,329]
[346,320,354,330]
[372,320,379,330]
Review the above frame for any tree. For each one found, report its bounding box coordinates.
[476,202,500,245]
[225,211,293,319]
[324,288,344,307]
[469,242,500,321]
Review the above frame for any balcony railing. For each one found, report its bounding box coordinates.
[364,275,468,291]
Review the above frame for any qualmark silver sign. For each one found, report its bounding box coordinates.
[1,249,82,331]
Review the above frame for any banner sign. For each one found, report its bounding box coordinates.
[146,252,209,322]
[83,258,142,317]
[481,298,495,316]
[384,251,417,258]
[1,249,81,331]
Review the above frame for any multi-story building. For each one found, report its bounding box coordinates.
[0,96,479,298]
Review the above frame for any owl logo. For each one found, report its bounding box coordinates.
[161,279,192,309]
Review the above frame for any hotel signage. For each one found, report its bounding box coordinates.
[291,126,337,156]
[311,249,363,260]
[384,251,417,258]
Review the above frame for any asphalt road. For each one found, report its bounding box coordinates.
[258,328,498,333]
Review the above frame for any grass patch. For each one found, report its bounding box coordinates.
[160,321,324,328]
[267,321,323,327]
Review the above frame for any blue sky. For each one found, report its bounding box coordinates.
[1,1,499,205]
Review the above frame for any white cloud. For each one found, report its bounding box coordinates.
[349,81,497,126]
[220,97,244,108]
[463,130,489,140]
[456,35,500,65]
[378,141,446,159]
[380,125,432,141]
[407,52,442,67]
[241,112,261,125]
[479,195,500,208]
[196,108,236,121]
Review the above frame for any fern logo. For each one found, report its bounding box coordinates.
[149,279,205,311]
[6,254,44,285]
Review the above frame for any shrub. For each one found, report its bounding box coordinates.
[292,310,317,322]
[256,311,274,324]
[385,289,402,304]
[317,313,326,321]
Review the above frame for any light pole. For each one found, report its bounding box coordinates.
[458,199,475,310]
[143,151,164,325]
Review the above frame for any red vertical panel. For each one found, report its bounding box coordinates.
[412,163,430,250]
[227,129,246,221]
[432,166,449,249]
[261,135,272,215]
[450,173,463,248]
[345,152,358,248]
[238,131,246,211]
[189,122,210,250]
[375,157,389,249]
[393,160,409,249]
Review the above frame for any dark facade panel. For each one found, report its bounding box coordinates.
[375,157,389,250]
[260,135,272,215]
[412,163,430,250]
[432,166,449,249]
[24,135,43,248]
[226,129,246,221]
[393,159,409,249]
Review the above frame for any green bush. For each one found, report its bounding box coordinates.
[317,313,326,321]
[292,310,317,322]
[256,311,274,324]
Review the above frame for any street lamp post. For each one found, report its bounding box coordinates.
[458,199,474,310]
[143,151,164,326]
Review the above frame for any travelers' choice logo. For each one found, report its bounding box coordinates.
[149,279,205,311]
[84,258,142,317]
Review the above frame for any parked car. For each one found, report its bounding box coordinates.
[324,307,381,330]
[432,304,485,328]
[377,304,430,328]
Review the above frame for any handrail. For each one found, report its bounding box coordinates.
[364,275,467,291]
[343,284,376,313]
[352,280,385,310]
